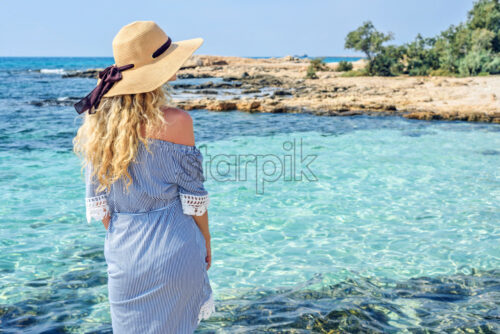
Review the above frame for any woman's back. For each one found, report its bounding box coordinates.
[84,106,214,333]
[86,107,205,214]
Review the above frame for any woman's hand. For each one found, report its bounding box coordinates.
[205,238,211,271]
[102,213,111,231]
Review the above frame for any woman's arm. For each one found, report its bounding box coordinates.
[192,210,211,270]
[157,107,210,240]
[153,107,211,268]
[192,210,210,241]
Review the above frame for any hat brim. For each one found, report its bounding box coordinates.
[99,37,204,97]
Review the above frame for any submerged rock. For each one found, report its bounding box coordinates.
[177,73,213,79]
[29,97,81,107]
[242,89,262,94]
[62,69,102,78]
[273,90,293,96]
[203,269,500,332]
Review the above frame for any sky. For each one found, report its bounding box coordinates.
[0,0,474,58]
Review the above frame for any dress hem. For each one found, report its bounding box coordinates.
[197,291,215,326]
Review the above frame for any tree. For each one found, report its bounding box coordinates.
[344,21,394,62]
[467,0,500,52]
[343,1,500,76]
[370,45,405,76]
[467,0,500,31]
[403,34,440,75]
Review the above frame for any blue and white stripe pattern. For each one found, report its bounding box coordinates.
[85,138,214,333]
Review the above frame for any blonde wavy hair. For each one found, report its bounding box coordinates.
[73,83,174,194]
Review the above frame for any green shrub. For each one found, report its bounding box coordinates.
[458,50,494,75]
[484,55,500,74]
[310,57,329,71]
[409,67,431,76]
[306,65,318,79]
[340,69,369,77]
[429,68,456,76]
[404,34,440,76]
[369,45,405,76]
[336,61,353,71]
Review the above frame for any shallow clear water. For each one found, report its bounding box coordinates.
[1,58,499,333]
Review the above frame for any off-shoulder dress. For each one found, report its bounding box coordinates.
[84,138,215,333]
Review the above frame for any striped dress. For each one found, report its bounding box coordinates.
[84,138,215,333]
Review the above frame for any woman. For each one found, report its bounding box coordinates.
[72,21,215,333]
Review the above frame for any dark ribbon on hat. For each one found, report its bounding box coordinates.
[74,63,134,114]
[74,36,173,114]
[153,36,172,58]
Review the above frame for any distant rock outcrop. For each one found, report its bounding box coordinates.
[59,55,499,123]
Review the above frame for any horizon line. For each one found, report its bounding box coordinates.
[0,54,366,59]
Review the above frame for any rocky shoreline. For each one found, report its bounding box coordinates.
[62,55,500,123]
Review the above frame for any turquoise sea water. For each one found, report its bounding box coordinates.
[0,58,499,333]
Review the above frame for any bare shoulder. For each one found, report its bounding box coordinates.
[157,106,195,146]
[161,106,192,124]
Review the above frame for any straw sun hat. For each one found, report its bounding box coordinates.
[74,20,204,114]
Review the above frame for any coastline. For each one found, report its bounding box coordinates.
[64,55,500,123]
[2,57,500,333]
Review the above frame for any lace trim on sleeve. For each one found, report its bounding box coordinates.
[85,195,110,224]
[179,193,210,216]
